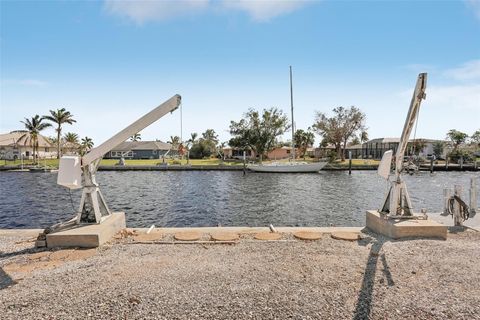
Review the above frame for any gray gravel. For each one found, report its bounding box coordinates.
[1,231,479,319]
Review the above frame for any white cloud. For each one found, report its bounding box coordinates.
[2,79,48,87]
[444,59,480,81]
[221,0,311,22]
[104,0,311,23]
[466,0,480,20]
[399,60,480,114]
[104,0,210,24]
[426,84,480,112]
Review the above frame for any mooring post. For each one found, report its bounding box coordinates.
[443,188,451,215]
[453,185,463,226]
[243,151,246,176]
[470,178,477,215]
[348,151,352,175]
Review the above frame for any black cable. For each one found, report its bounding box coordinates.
[68,189,75,212]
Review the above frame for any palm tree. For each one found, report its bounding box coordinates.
[48,136,58,147]
[80,136,94,155]
[168,135,181,149]
[44,108,76,159]
[64,132,79,144]
[130,133,141,142]
[184,133,198,164]
[20,115,51,163]
[188,133,198,145]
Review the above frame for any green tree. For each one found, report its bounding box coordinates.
[187,133,198,146]
[201,129,219,155]
[189,140,212,159]
[80,136,94,155]
[470,129,480,148]
[44,108,76,159]
[313,106,367,161]
[446,129,468,151]
[229,107,290,162]
[350,136,361,146]
[48,136,58,147]
[129,133,141,142]
[168,136,181,150]
[407,139,428,156]
[20,115,52,163]
[294,129,315,160]
[360,131,369,143]
[64,132,79,144]
[433,141,444,158]
[184,133,198,163]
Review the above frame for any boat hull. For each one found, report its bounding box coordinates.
[247,162,327,173]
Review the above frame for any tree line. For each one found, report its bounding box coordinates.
[228,106,368,162]
[16,106,479,164]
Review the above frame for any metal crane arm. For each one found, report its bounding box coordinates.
[377,73,428,217]
[57,94,181,224]
[394,73,427,176]
[82,94,181,166]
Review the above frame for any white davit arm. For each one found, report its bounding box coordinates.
[82,94,181,166]
[394,73,427,175]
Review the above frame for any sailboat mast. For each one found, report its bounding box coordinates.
[290,66,295,161]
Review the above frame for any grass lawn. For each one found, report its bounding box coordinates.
[0,158,244,167]
[0,158,383,168]
[330,159,380,166]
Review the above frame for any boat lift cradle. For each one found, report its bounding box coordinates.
[42,94,181,236]
[377,73,428,219]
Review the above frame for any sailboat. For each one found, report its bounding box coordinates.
[248,66,326,173]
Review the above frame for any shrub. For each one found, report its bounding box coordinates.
[327,150,337,163]
[448,149,474,163]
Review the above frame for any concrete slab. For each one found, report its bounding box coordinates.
[130,226,364,234]
[46,212,126,248]
[366,210,447,240]
[0,229,43,237]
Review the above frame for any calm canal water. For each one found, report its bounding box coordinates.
[0,171,478,228]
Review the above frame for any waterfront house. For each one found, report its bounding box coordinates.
[0,131,55,160]
[361,138,448,159]
[61,141,81,155]
[314,144,336,158]
[268,146,292,160]
[104,141,173,160]
[222,147,255,159]
[346,144,363,159]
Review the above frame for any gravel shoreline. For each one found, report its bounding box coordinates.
[1,230,479,319]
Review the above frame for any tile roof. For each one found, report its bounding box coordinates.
[0,131,53,147]
[111,141,172,151]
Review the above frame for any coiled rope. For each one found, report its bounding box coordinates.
[446,195,471,222]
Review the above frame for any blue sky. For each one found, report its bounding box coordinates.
[1,0,479,146]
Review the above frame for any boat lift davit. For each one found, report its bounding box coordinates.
[55,95,181,226]
[377,73,428,219]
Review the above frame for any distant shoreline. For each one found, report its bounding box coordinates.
[0,164,478,172]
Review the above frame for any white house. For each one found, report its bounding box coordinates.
[0,131,56,160]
